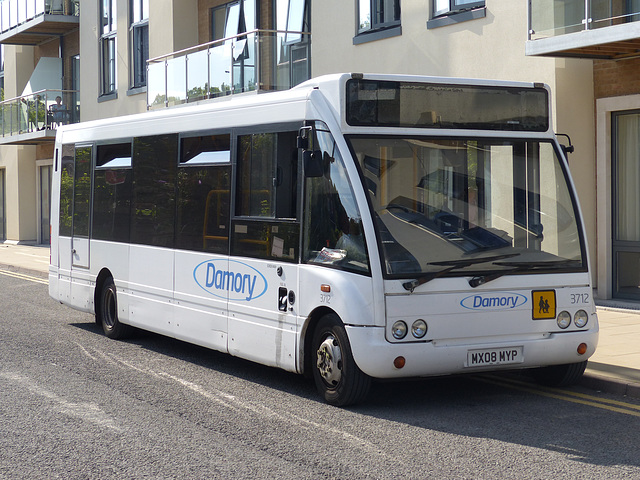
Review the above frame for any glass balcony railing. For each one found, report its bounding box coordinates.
[529,0,640,40]
[147,29,311,109]
[0,89,79,138]
[0,0,79,35]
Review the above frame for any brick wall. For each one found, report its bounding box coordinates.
[594,57,640,99]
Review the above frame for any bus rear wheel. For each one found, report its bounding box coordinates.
[98,277,132,340]
[531,360,587,387]
[311,314,371,406]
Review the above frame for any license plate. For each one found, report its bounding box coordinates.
[467,346,524,367]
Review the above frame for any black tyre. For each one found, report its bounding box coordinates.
[311,314,371,406]
[531,360,587,387]
[97,277,132,340]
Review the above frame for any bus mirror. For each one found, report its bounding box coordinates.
[557,133,574,156]
[304,150,324,178]
[298,126,313,150]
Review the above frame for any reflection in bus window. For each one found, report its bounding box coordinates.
[59,144,75,237]
[303,123,369,274]
[93,142,132,242]
[73,146,92,238]
[177,134,231,253]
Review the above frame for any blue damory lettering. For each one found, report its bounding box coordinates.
[461,292,527,311]
[205,263,258,300]
[194,259,267,301]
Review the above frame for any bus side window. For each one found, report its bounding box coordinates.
[131,134,178,248]
[93,142,132,243]
[176,133,231,254]
[232,130,300,262]
[302,126,369,274]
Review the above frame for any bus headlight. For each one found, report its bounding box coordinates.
[411,319,428,339]
[557,311,571,329]
[392,321,408,339]
[574,310,588,328]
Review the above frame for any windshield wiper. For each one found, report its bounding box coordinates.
[469,259,582,288]
[402,253,520,292]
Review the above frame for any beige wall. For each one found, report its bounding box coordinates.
[0,46,38,242]
[1,146,37,242]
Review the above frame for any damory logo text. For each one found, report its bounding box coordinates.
[193,259,268,301]
[460,292,528,311]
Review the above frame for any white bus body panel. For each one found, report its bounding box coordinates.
[174,250,228,353]
[227,258,298,371]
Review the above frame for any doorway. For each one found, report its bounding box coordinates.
[612,110,640,299]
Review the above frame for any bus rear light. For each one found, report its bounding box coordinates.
[321,284,331,293]
[393,356,406,369]
[577,343,588,355]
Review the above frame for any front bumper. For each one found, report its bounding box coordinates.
[345,325,599,379]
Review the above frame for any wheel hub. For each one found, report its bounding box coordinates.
[316,335,342,386]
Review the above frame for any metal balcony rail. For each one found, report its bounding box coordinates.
[0,89,78,137]
[528,0,640,40]
[0,0,79,35]
[147,28,311,109]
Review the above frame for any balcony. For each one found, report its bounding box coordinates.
[147,29,311,109]
[527,0,640,59]
[0,89,78,145]
[0,0,79,45]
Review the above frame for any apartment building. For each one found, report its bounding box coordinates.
[0,0,637,303]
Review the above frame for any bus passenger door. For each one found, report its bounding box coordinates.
[56,144,92,311]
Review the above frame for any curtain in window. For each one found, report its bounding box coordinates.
[615,112,640,241]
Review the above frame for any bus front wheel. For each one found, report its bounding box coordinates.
[531,360,587,387]
[311,314,371,406]
[98,277,131,340]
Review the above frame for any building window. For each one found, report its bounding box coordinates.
[100,0,117,96]
[130,0,149,89]
[358,0,400,34]
[0,45,4,100]
[428,0,485,28]
[433,0,484,17]
[211,1,256,41]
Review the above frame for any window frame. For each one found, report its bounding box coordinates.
[433,0,484,17]
[354,0,401,45]
[99,0,117,97]
[129,0,149,90]
[428,0,486,29]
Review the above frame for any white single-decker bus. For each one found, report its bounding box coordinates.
[49,73,599,406]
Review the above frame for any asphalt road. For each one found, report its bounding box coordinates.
[1,269,639,479]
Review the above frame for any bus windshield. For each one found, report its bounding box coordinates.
[347,136,585,278]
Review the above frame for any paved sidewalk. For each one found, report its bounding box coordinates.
[2,242,639,397]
